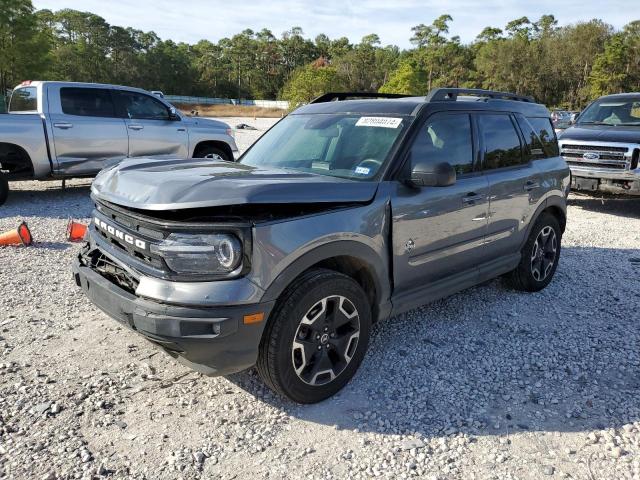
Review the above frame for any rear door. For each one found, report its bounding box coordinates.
[391,111,490,293]
[49,86,128,175]
[477,112,543,258]
[113,90,188,158]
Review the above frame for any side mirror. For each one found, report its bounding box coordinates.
[169,107,180,121]
[409,159,456,187]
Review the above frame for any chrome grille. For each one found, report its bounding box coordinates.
[560,142,632,170]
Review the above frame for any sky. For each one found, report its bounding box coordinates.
[32,0,637,47]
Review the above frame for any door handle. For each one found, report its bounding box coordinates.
[53,122,73,129]
[177,127,186,132]
[462,193,483,205]
[128,124,144,131]
[524,180,540,191]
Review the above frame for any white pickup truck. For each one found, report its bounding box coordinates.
[0,81,239,205]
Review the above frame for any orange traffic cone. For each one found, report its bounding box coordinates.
[0,221,33,247]
[66,219,88,242]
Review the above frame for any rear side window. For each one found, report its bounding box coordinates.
[60,88,116,117]
[409,112,475,175]
[9,87,37,112]
[515,114,546,160]
[115,91,170,120]
[527,117,559,157]
[479,114,523,169]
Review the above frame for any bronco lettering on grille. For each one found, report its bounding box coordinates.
[94,217,147,250]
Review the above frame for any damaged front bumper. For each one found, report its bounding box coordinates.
[72,245,274,376]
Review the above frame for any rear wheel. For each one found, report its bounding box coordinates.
[193,145,230,162]
[506,212,561,292]
[0,174,8,206]
[257,269,371,403]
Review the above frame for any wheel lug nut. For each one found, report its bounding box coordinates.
[324,327,328,332]
[316,335,320,340]
[317,346,322,350]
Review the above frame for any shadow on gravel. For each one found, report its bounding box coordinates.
[229,245,640,440]
[2,182,93,219]
[34,241,72,251]
[568,193,640,219]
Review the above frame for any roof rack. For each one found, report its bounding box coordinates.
[425,88,535,103]
[310,92,413,104]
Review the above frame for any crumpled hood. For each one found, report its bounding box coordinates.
[559,125,640,144]
[92,158,378,210]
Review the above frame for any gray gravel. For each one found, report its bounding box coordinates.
[1,118,639,479]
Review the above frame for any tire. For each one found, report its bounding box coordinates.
[0,174,8,206]
[257,269,372,404]
[193,145,230,162]
[506,212,562,292]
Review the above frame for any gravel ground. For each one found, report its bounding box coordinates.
[1,118,639,480]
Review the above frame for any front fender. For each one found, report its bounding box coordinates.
[251,201,392,321]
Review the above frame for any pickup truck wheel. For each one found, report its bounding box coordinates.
[194,146,230,162]
[257,269,371,403]
[0,174,8,206]
[506,213,561,292]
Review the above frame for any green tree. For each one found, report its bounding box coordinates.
[281,61,343,106]
[0,0,50,94]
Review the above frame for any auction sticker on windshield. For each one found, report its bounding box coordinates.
[356,117,403,129]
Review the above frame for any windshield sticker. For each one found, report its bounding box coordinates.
[356,117,402,129]
[354,166,371,175]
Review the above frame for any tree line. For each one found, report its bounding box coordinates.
[1,0,638,110]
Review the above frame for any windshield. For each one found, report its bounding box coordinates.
[577,97,640,126]
[240,113,409,180]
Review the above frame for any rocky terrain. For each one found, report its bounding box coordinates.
[1,118,639,479]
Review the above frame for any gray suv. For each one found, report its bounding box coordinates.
[73,88,570,403]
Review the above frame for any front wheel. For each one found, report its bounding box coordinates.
[257,269,371,403]
[506,212,562,292]
[0,174,8,206]
[193,145,231,162]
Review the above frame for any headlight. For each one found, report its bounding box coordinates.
[150,233,242,275]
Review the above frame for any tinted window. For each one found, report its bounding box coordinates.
[515,114,546,160]
[527,117,559,157]
[116,91,170,120]
[9,87,37,112]
[480,114,523,169]
[409,112,474,175]
[60,88,116,117]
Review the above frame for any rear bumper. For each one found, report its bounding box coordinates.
[72,257,275,376]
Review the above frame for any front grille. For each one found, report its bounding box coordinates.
[93,200,166,271]
[561,143,631,171]
[566,161,627,170]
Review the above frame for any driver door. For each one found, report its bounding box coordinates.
[390,112,490,295]
[113,90,188,158]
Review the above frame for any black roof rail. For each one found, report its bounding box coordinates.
[310,92,413,104]
[425,88,535,103]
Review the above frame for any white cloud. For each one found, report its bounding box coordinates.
[33,0,637,47]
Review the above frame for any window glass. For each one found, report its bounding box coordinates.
[60,88,116,117]
[116,91,170,120]
[9,87,37,112]
[527,117,559,157]
[577,97,640,126]
[480,114,523,169]
[515,115,546,160]
[409,112,474,175]
[240,114,407,180]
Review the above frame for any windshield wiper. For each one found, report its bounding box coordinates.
[577,121,610,126]
[612,123,640,127]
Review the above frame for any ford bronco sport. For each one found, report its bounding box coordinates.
[73,88,570,403]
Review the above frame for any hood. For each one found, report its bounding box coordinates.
[559,124,640,144]
[92,158,378,211]
[181,116,230,130]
